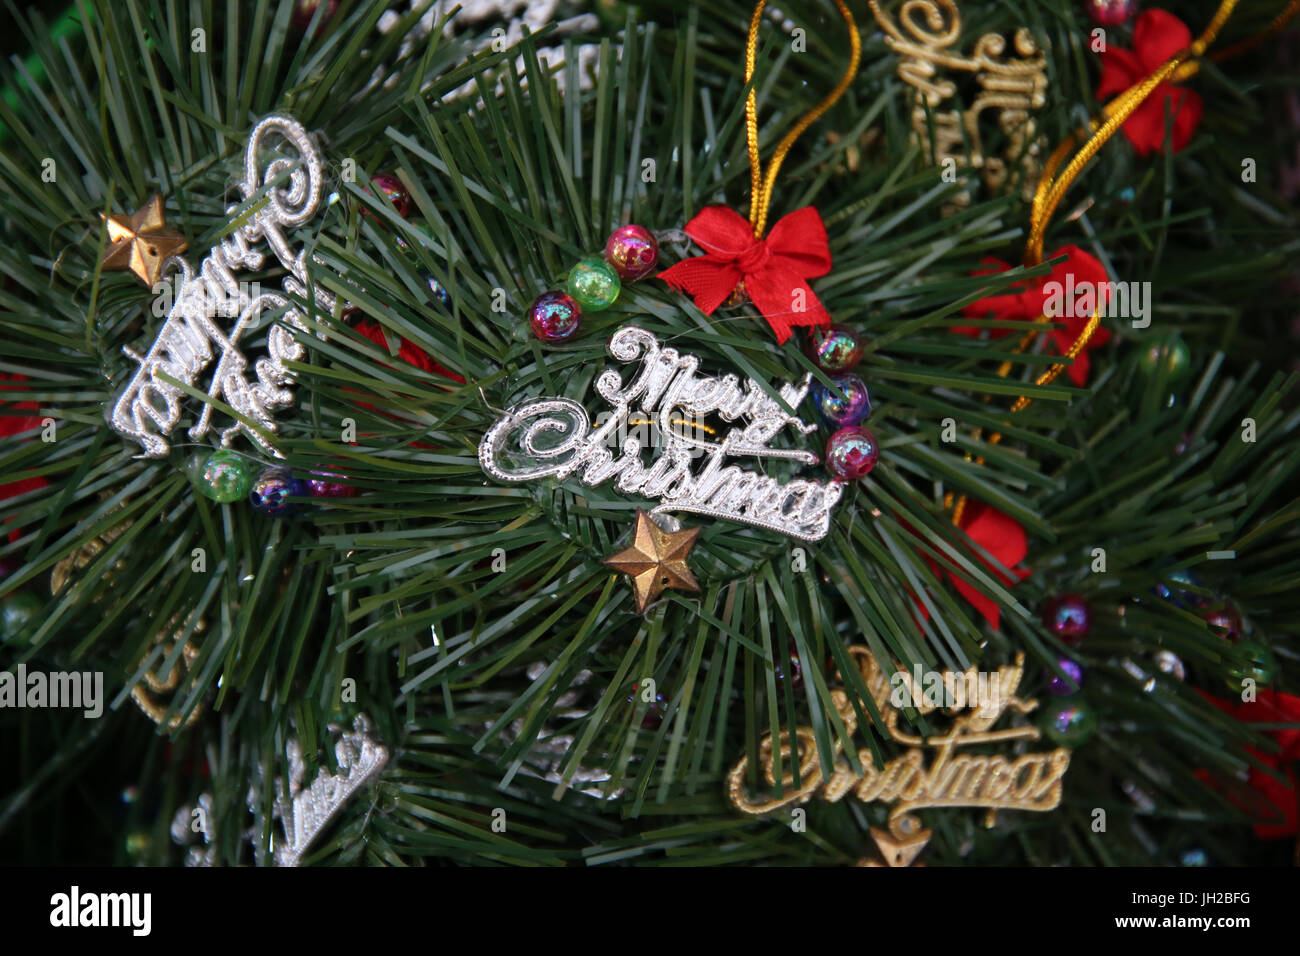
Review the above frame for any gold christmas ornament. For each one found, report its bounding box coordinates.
[50,496,132,599]
[602,509,701,613]
[868,0,1048,206]
[728,647,1072,863]
[131,616,205,730]
[99,193,189,286]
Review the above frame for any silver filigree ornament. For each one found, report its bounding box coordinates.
[109,114,337,458]
[479,327,843,542]
[246,714,389,867]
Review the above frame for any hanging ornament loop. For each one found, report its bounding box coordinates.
[1018,0,1296,397]
[744,0,862,237]
[949,0,1296,525]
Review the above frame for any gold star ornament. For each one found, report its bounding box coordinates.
[100,194,189,286]
[853,814,932,867]
[602,509,701,613]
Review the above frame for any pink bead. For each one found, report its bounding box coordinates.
[826,427,879,481]
[603,225,659,281]
[1084,0,1137,27]
[363,173,411,220]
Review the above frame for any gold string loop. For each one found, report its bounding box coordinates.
[949,0,1297,524]
[745,0,862,237]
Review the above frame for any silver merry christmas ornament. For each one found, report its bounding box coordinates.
[251,714,389,867]
[109,114,336,458]
[479,326,843,541]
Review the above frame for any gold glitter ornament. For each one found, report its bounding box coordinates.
[602,509,701,613]
[100,194,189,286]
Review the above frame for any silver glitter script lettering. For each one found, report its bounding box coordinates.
[109,114,334,457]
[479,327,844,542]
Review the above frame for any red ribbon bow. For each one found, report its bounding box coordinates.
[657,205,832,344]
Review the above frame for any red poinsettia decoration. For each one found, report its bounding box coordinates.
[956,244,1113,387]
[1195,688,1300,838]
[657,205,832,344]
[346,321,463,448]
[353,320,463,382]
[1,373,49,543]
[1096,9,1204,156]
[914,500,1032,631]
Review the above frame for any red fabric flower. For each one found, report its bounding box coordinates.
[347,321,463,450]
[1095,9,1204,156]
[956,244,1113,386]
[353,321,463,383]
[1195,688,1300,838]
[1,373,49,543]
[914,500,1032,631]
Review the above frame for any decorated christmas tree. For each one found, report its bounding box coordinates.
[2,0,1298,872]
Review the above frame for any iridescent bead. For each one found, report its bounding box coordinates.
[0,591,41,646]
[806,324,862,373]
[1226,639,1275,689]
[528,290,582,343]
[362,173,411,220]
[627,689,668,729]
[423,273,451,308]
[1084,0,1137,27]
[1137,336,1191,384]
[826,427,879,481]
[306,467,358,498]
[812,374,871,427]
[603,225,659,281]
[1039,698,1097,746]
[291,0,339,31]
[775,643,804,690]
[196,449,254,503]
[1046,658,1083,697]
[249,467,306,516]
[1042,593,1090,645]
[1202,603,1243,643]
[1153,567,1203,607]
[566,256,620,311]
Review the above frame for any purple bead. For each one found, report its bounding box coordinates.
[1043,593,1090,645]
[249,468,306,516]
[807,324,862,373]
[1046,659,1083,696]
[627,690,667,729]
[1084,0,1137,27]
[528,290,582,343]
[424,273,451,308]
[604,225,659,281]
[306,467,358,499]
[812,374,871,427]
[826,427,879,481]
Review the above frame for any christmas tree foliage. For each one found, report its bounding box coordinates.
[1,0,1298,867]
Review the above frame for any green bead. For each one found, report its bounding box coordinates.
[566,256,620,311]
[1039,698,1097,747]
[197,449,254,503]
[1137,336,1191,383]
[1,591,42,645]
[1226,639,1276,691]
